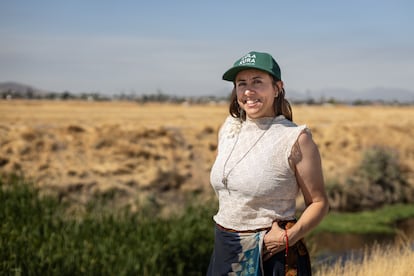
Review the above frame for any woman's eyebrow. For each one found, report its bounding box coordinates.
[236,75,263,82]
[252,76,263,80]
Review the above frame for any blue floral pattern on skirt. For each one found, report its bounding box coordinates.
[207,225,266,276]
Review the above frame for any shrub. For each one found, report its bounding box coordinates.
[358,146,403,186]
[0,175,215,275]
[328,146,414,211]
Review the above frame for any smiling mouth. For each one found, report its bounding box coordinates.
[244,99,261,105]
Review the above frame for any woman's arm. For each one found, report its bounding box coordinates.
[263,131,329,259]
[287,130,329,245]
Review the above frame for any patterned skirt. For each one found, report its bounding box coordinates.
[207,224,312,276]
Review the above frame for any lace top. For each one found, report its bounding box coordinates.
[210,115,308,231]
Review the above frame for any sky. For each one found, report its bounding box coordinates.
[1,0,413,97]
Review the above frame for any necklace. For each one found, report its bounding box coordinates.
[222,117,275,188]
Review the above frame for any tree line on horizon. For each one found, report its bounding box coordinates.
[0,86,412,106]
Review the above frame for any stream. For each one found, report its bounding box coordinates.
[310,217,414,266]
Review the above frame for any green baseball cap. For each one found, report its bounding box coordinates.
[222,51,281,82]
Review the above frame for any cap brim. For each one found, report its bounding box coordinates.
[222,65,258,81]
[222,65,276,82]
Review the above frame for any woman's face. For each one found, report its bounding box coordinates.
[235,69,282,119]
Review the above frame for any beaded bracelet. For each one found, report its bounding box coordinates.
[284,229,289,272]
[284,229,289,256]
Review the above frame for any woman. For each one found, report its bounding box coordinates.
[207,51,329,275]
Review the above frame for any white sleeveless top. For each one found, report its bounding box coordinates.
[210,115,308,231]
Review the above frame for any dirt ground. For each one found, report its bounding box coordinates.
[1,100,413,213]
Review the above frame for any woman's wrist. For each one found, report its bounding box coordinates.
[286,227,300,246]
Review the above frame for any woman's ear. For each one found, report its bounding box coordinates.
[276,80,284,91]
[273,80,284,97]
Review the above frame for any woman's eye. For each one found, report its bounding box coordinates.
[237,82,246,87]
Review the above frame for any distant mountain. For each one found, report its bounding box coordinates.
[0,81,51,97]
[361,87,414,102]
[0,81,32,91]
[306,87,414,103]
[285,89,309,102]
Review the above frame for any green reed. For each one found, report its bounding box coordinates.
[0,175,215,276]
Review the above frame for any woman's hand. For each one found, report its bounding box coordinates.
[262,221,286,261]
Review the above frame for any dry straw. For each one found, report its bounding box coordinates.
[315,240,413,276]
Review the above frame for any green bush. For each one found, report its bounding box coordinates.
[358,146,403,186]
[0,175,215,275]
[326,146,413,211]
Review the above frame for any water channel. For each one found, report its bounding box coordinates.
[310,217,414,266]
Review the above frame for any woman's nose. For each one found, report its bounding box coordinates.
[244,88,255,95]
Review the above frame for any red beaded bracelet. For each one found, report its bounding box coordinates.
[284,229,289,272]
[279,229,289,257]
[284,229,289,256]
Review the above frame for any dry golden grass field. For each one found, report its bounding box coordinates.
[0,100,413,213]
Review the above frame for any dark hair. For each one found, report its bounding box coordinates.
[228,75,293,121]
